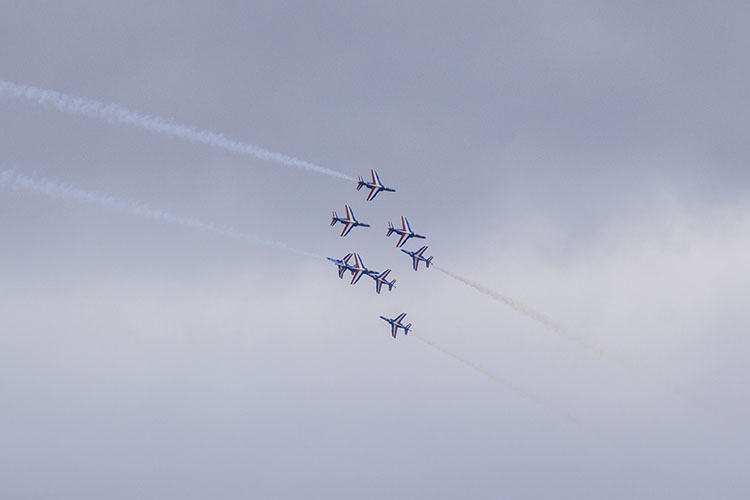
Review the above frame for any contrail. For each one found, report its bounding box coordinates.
[0,79,355,182]
[413,333,581,425]
[0,169,322,260]
[433,265,695,404]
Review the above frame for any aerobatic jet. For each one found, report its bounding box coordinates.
[348,253,379,285]
[401,245,433,271]
[380,313,412,338]
[356,169,396,201]
[326,252,356,279]
[386,216,426,248]
[369,269,396,294]
[330,204,370,237]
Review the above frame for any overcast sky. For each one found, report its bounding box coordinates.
[1,1,749,499]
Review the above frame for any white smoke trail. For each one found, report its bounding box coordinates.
[434,265,696,404]
[434,265,573,340]
[413,334,581,425]
[0,79,354,182]
[0,169,322,260]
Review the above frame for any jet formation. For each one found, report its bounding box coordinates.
[327,170,435,338]
[327,252,396,295]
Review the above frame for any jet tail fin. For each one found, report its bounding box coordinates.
[386,221,395,236]
[426,256,433,268]
[330,211,338,226]
[405,323,412,334]
[356,176,364,190]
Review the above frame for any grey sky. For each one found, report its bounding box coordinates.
[1,1,749,499]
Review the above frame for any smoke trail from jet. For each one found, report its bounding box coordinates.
[0,169,322,260]
[413,334,580,425]
[0,79,355,182]
[433,265,695,404]
[434,265,573,340]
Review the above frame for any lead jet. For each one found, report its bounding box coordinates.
[348,252,379,285]
[401,245,433,271]
[330,204,370,237]
[380,313,412,338]
[386,216,426,248]
[370,269,396,294]
[326,252,356,279]
[356,169,396,201]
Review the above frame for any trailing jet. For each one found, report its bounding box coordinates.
[380,313,412,338]
[348,252,379,285]
[401,245,433,271]
[330,204,370,237]
[356,169,396,201]
[326,252,355,279]
[386,216,426,248]
[369,269,396,294]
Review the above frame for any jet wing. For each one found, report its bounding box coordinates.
[350,254,367,284]
[397,232,410,247]
[350,269,365,284]
[340,222,355,237]
[401,216,411,233]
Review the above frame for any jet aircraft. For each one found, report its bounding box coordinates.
[326,252,356,279]
[401,245,433,271]
[330,204,370,237]
[380,313,412,338]
[348,252,379,285]
[386,216,426,248]
[370,269,396,294]
[356,169,396,201]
